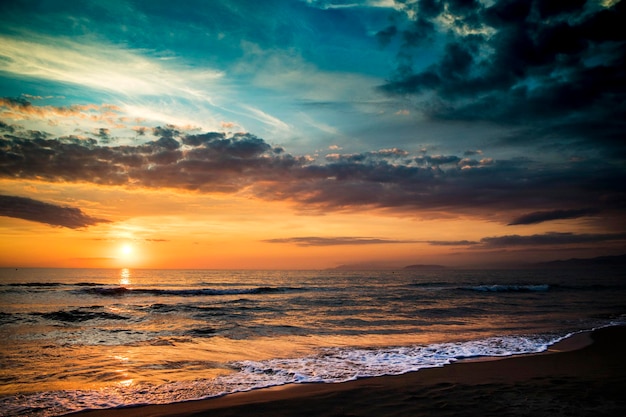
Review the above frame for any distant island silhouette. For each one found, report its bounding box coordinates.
[403,264,447,270]
[531,254,626,269]
[331,254,626,271]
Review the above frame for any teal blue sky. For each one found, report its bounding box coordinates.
[1,0,411,152]
[1,0,625,267]
[1,0,523,156]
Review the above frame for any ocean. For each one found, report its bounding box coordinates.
[1,267,624,416]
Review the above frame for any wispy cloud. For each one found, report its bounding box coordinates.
[0,97,124,125]
[427,232,626,249]
[0,34,224,97]
[263,236,415,246]
[236,42,385,104]
[238,105,290,131]
[480,232,626,248]
[426,240,480,246]
[508,208,601,226]
[302,0,401,11]
[0,195,110,229]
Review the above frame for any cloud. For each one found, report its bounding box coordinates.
[267,232,626,250]
[0,128,300,192]
[262,236,415,246]
[478,232,626,248]
[0,34,224,97]
[0,34,236,136]
[0,120,15,133]
[236,42,385,104]
[508,208,601,225]
[379,0,626,152]
[239,105,290,131]
[426,232,626,248]
[0,195,110,229]
[0,97,123,125]
[426,239,479,246]
[2,126,625,224]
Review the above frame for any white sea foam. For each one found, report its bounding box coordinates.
[0,333,568,417]
[229,334,559,385]
[463,284,550,292]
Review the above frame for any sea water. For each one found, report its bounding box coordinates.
[0,268,624,416]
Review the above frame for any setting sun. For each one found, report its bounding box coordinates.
[120,244,133,256]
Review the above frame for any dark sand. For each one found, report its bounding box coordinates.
[71,326,626,417]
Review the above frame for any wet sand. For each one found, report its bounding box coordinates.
[70,326,626,417]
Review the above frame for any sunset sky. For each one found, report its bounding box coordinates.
[1,0,624,269]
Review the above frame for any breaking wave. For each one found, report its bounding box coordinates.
[81,286,302,297]
[463,284,550,292]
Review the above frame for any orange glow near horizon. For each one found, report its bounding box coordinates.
[0,180,619,270]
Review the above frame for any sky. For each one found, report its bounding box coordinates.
[0,0,625,269]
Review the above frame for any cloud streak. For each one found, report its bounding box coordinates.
[508,208,601,225]
[480,232,626,248]
[263,236,415,246]
[0,34,224,97]
[0,97,125,129]
[427,232,626,249]
[265,231,626,250]
[0,195,110,229]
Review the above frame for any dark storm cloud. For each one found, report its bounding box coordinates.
[1,128,625,223]
[381,0,626,151]
[0,195,110,229]
[263,236,415,246]
[508,208,601,225]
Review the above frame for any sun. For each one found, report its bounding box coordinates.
[116,243,142,267]
[120,244,133,256]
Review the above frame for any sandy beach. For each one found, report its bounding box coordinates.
[70,325,626,417]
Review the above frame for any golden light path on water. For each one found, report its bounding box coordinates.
[119,268,131,286]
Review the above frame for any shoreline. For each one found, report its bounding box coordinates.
[70,325,626,417]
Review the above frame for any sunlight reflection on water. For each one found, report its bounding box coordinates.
[120,268,131,285]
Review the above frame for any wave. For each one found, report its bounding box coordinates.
[0,311,17,325]
[4,282,101,287]
[7,282,63,287]
[0,331,572,417]
[230,333,562,386]
[462,284,550,292]
[35,308,130,323]
[82,286,302,297]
